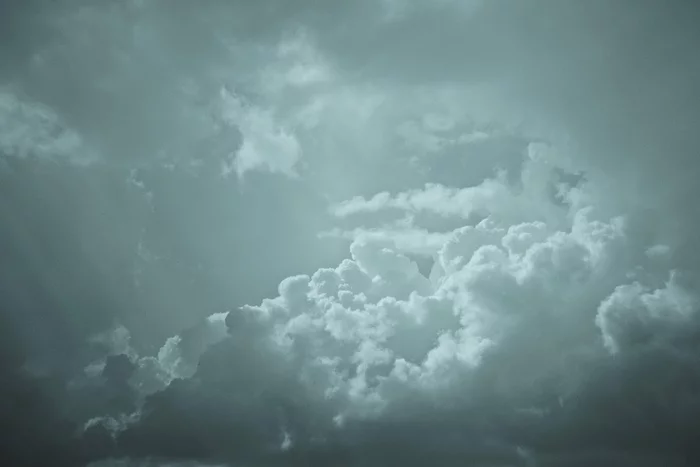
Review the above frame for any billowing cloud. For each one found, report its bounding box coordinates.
[71,152,698,465]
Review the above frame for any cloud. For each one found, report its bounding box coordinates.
[0,88,96,165]
[320,227,452,256]
[99,167,698,464]
[327,144,578,254]
[1,1,320,175]
[596,273,697,354]
[218,90,301,178]
[81,311,231,400]
[4,1,700,466]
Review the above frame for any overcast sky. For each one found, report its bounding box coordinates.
[2,1,700,466]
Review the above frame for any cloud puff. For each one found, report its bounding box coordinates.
[596,274,696,354]
[83,312,231,399]
[218,90,301,178]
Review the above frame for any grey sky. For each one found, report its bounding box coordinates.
[2,1,700,466]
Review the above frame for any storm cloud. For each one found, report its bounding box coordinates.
[2,1,700,466]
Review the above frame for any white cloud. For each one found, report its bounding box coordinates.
[83,312,230,396]
[219,90,302,178]
[208,195,654,421]
[320,227,452,256]
[338,148,554,219]
[328,147,575,253]
[597,273,696,354]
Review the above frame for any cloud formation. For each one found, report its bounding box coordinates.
[72,154,698,466]
[3,1,700,467]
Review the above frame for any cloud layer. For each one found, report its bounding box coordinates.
[3,1,700,467]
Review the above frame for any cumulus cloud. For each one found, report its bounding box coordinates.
[83,312,230,399]
[326,143,578,255]
[227,192,627,415]
[85,150,698,464]
[596,274,696,354]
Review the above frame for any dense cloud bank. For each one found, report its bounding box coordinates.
[2,1,700,466]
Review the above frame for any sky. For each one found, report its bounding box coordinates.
[2,1,700,466]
